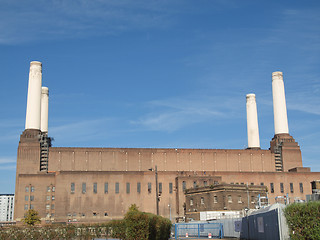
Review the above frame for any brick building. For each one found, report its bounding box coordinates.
[14,62,320,223]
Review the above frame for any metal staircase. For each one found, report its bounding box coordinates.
[274,143,283,172]
[40,134,51,172]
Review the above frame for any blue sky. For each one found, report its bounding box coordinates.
[0,0,320,193]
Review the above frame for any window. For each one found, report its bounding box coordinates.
[24,204,28,210]
[25,195,29,201]
[46,204,50,210]
[169,183,173,194]
[182,181,186,191]
[71,183,75,194]
[201,197,204,204]
[228,195,232,203]
[270,183,274,193]
[93,183,97,194]
[290,183,294,193]
[193,181,197,188]
[137,182,141,193]
[115,182,119,194]
[25,187,29,192]
[104,182,108,194]
[241,183,244,185]
[299,183,303,193]
[52,196,55,201]
[104,212,108,216]
[204,181,208,186]
[93,212,97,216]
[190,199,193,206]
[260,182,264,186]
[47,186,50,192]
[238,196,242,203]
[280,183,284,193]
[30,196,34,201]
[148,182,152,193]
[30,205,34,210]
[82,183,86,194]
[159,182,162,194]
[31,186,35,192]
[126,183,130,194]
[51,204,55,210]
[251,182,254,185]
[52,186,55,192]
[251,196,255,203]
[214,196,218,203]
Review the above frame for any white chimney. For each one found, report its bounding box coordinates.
[41,87,49,133]
[25,61,42,130]
[246,93,260,148]
[272,71,289,135]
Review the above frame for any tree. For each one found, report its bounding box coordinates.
[22,209,41,226]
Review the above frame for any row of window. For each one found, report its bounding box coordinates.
[25,186,55,193]
[190,195,256,206]
[71,182,174,194]
[270,182,303,193]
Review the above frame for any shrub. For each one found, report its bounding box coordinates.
[284,201,320,240]
[22,209,41,226]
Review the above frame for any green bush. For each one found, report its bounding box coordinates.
[0,205,171,240]
[284,201,320,240]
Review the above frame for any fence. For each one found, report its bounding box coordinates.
[174,222,224,239]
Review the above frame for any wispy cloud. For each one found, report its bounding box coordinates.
[0,157,16,171]
[0,0,181,44]
[0,157,16,164]
[131,95,243,132]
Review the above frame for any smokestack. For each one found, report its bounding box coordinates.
[41,87,49,133]
[25,61,42,130]
[272,71,289,135]
[246,93,260,148]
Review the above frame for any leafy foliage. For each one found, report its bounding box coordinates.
[0,204,172,240]
[284,201,320,240]
[22,209,41,226]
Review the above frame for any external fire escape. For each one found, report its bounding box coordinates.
[274,141,283,172]
[40,133,52,172]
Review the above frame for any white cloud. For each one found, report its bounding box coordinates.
[0,157,16,164]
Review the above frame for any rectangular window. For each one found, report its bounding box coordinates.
[51,204,55,210]
[299,183,303,193]
[71,183,75,194]
[24,204,28,210]
[47,186,50,192]
[290,183,294,193]
[214,181,219,185]
[25,187,29,192]
[148,182,152,193]
[204,181,208,186]
[159,182,162,194]
[182,181,186,191]
[238,196,242,203]
[46,204,50,210]
[46,195,50,201]
[201,197,204,204]
[31,186,35,192]
[250,182,254,185]
[30,205,34,210]
[251,196,255,203]
[228,195,232,203]
[214,196,218,203]
[52,186,55,192]
[30,196,34,201]
[93,182,97,194]
[25,196,29,201]
[115,182,119,194]
[52,196,55,201]
[270,183,274,193]
[169,183,173,194]
[104,182,108,194]
[82,183,86,194]
[126,183,130,194]
[193,181,197,188]
[190,199,193,206]
[137,182,141,193]
[260,182,264,186]
[280,183,284,193]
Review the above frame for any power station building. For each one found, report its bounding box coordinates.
[14,61,320,223]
